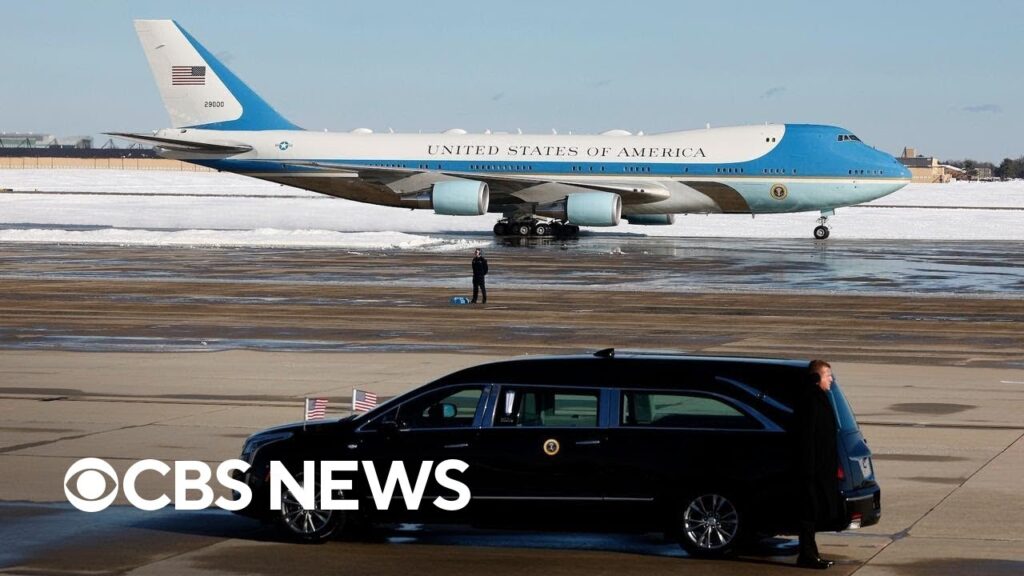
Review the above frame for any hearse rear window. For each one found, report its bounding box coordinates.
[829,382,859,433]
[495,388,599,428]
[621,391,760,430]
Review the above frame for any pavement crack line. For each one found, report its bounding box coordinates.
[850,429,1024,574]
[0,422,153,455]
[0,393,302,408]
[0,404,255,455]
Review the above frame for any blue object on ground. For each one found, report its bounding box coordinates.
[450,296,471,305]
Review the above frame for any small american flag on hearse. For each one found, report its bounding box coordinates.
[304,397,328,421]
[172,65,206,85]
[353,389,378,413]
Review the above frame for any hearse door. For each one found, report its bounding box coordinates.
[473,386,606,516]
[355,384,488,521]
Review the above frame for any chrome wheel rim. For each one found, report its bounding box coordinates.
[279,478,339,536]
[683,493,739,550]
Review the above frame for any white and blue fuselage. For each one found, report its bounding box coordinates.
[118,21,912,238]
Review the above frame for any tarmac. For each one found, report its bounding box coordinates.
[0,241,1022,575]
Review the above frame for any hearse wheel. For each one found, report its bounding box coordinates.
[676,491,744,558]
[278,472,347,543]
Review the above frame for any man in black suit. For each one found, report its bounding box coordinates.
[471,248,488,304]
[794,359,841,569]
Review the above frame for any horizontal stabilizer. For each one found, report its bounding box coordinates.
[106,132,253,154]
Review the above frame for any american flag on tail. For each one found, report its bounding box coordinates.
[353,389,378,413]
[171,65,206,85]
[304,397,328,421]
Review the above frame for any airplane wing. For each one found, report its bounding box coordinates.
[282,161,670,205]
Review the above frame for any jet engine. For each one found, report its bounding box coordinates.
[535,192,622,226]
[403,180,489,215]
[430,180,490,215]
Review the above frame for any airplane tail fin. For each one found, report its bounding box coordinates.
[133,20,301,131]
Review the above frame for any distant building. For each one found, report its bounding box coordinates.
[0,132,92,149]
[899,147,962,183]
[974,166,994,180]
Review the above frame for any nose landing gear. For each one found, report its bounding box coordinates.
[813,211,833,240]
[813,222,830,240]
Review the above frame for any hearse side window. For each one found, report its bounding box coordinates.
[396,386,484,430]
[715,375,793,414]
[495,388,599,428]
[620,391,761,430]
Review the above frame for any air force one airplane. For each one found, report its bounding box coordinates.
[113,20,912,239]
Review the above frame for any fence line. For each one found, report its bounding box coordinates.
[0,157,214,171]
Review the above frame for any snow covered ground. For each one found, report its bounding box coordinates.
[1,169,1022,248]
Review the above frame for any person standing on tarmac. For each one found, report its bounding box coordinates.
[471,248,488,304]
[794,359,841,570]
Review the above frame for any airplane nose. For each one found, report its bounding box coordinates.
[879,149,911,180]
[894,160,911,180]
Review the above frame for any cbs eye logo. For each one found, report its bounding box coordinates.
[64,457,119,512]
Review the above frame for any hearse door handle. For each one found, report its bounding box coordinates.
[575,439,602,446]
[444,442,470,449]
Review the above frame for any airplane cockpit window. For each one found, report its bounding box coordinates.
[838,134,862,142]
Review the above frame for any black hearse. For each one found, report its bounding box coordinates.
[234,351,880,556]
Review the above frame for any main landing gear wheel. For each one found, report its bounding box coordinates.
[492,218,577,238]
[553,223,579,238]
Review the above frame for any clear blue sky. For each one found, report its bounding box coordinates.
[2,0,1021,161]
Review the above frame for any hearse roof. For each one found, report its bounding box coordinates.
[433,351,810,387]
